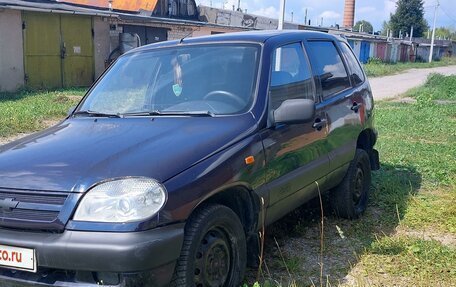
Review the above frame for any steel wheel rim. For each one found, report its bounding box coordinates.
[353,165,365,206]
[194,228,231,287]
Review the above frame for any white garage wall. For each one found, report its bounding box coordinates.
[0,9,25,92]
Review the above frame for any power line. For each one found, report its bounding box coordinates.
[439,5,456,24]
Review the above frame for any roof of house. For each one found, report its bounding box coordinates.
[57,0,158,12]
[0,0,247,29]
[0,0,117,16]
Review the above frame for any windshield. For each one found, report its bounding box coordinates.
[79,44,260,116]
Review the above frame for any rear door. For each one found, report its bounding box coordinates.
[61,14,94,87]
[262,42,330,223]
[305,40,365,187]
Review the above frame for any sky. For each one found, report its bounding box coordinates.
[196,0,456,31]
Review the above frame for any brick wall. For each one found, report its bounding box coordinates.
[168,26,194,40]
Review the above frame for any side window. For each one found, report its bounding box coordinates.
[340,42,365,85]
[269,43,315,110]
[306,41,351,99]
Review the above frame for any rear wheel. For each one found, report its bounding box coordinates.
[171,204,246,287]
[330,149,371,219]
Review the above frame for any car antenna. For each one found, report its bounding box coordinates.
[179,31,193,44]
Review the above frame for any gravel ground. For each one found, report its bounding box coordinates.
[369,65,456,101]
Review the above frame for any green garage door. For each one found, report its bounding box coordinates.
[23,12,94,89]
[61,14,94,87]
[23,12,62,89]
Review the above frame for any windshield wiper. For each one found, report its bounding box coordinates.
[123,111,215,117]
[73,110,122,118]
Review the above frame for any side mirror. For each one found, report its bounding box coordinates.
[273,99,315,125]
[67,106,77,117]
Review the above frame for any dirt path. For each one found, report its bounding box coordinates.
[369,65,456,101]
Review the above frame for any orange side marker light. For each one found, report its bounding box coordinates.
[245,156,255,165]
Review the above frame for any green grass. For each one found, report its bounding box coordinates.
[361,236,456,284]
[343,84,455,286]
[405,73,456,108]
[0,88,85,138]
[249,76,456,286]
[363,57,456,77]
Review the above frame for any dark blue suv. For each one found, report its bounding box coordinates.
[0,31,379,287]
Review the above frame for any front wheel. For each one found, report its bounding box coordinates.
[330,148,371,219]
[171,204,247,287]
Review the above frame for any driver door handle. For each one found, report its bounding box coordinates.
[312,118,327,131]
[351,102,363,113]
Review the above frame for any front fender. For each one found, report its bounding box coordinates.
[158,133,267,225]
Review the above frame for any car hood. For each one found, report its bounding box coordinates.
[0,114,257,192]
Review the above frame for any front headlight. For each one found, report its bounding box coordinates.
[73,177,167,223]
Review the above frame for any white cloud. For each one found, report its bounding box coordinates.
[318,10,341,20]
[196,0,455,30]
[384,0,397,17]
[358,6,376,14]
[251,6,279,18]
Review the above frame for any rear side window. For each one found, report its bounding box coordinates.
[306,41,351,99]
[269,43,314,110]
[340,42,365,85]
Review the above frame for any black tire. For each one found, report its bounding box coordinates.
[330,149,371,219]
[171,204,247,287]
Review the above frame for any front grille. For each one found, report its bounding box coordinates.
[0,191,67,205]
[0,188,76,231]
[1,209,59,222]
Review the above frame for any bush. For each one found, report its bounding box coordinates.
[411,74,456,102]
[367,57,383,64]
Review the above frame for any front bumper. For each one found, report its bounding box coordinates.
[0,223,184,286]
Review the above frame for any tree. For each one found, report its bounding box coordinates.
[424,27,456,40]
[354,20,373,33]
[389,0,427,38]
[381,20,391,36]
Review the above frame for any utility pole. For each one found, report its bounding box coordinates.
[278,0,286,30]
[304,8,308,26]
[291,11,294,23]
[410,26,414,43]
[429,0,439,63]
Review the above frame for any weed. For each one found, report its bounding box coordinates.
[363,57,456,77]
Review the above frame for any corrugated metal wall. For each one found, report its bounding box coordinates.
[376,43,387,61]
[369,42,376,59]
[390,43,399,63]
[359,41,370,63]
[399,44,408,62]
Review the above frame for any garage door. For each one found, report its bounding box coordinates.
[23,12,94,89]
[23,12,62,89]
[61,14,94,87]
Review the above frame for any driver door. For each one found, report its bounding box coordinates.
[261,42,330,223]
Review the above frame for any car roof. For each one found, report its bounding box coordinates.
[130,30,344,53]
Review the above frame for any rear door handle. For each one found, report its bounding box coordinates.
[351,102,363,113]
[312,118,327,131]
